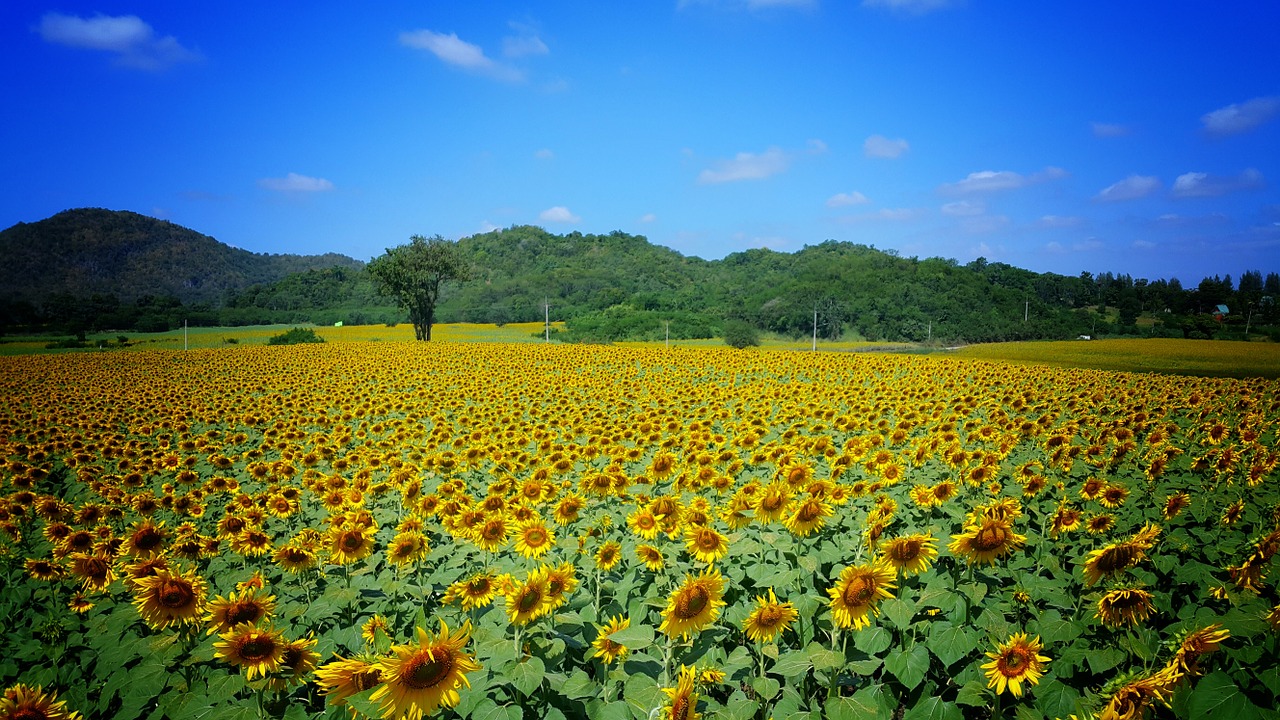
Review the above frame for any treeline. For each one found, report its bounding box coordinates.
[3,218,1277,344]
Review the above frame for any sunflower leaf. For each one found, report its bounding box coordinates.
[903,695,963,720]
[854,625,893,655]
[927,622,974,667]
[1187,671,1263,719]
[509,655,546,697]
[770,651,812,680]
[833,683,895,720]
[751,675,781,701]
[882,597,916,630]
[560,669,597,700]
[609,622,654,649]
[1034,677,1081,720]
[884,644,930,690]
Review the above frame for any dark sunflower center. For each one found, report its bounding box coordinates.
[341,533,363,551]
[483,524,504,540]
[227,601,264,625]
[354,669,382,691]
[83,558,109,578]
[843,577,875,607]
[526,529,546,545]
[697,532,719,551]
[890,540,921,562]
[998,649,1030,676]
[158,579,194,608]
[677,586,710,618]
[134,529,163,551]
[518,587,542,612]
[973,524,1008,551]
[757,605,783,627]
[797,502,820,522]
[403,653,453,689]
[239,637,276,661]
[1097,544,1139,573]
[761,495,784,512]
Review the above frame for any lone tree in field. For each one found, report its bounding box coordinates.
[368,235,472,341]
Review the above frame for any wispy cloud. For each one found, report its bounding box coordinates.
[639,213,657,223]
[697,147,790,184]
[1201,96,1280,136]
[1036,215,1082,229]
[258,173,334,193]
[400,29,523,82]
[861,0,953,14]
[826,191,871,208]
[1171,169,1264,198]
[539,206,580,224]
[863,134,909,159]
[940,200,984,217]
[534,148,555,160]
[939,167,1066,195]
[37,12,199,70]
[503,21,549,58]
[1094,175,1160,202]
[1091,122,1130,138]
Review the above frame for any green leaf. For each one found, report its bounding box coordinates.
[955,680,989,706]
[1035,678,1081,720]
[1031,610,1082,645]
[1188,671,1263,719]
[903,696,963,720]
[854,625,893,655]
[509,655,546,697]
[805,642,845,672]
[884,645,930,690]
[724,691,760,720]
[751,675,781,701]
[927,622,974,667]
[1085,646,1125,675]
[839,683,895,720]
[609,622,655,650]
[560,668,597,700]
[882,597,916,630]
[472,699,524,720]
[770,651,813,680]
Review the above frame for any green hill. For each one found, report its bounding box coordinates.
[0,208,361,305]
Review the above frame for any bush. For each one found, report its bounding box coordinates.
[723,320,760,349]
[267,327,325,346]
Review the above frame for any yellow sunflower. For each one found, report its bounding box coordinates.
[1171,624,1229,678]
[636,544,665,572]
[505,569,552,625]
[273,543,318,573]
[329,526,375,565]
[386,531,429,567]
[513,521,555,559]
[661,665,701,720]
[371,620,481,719]
[627,508,662,539]
[0,683,82,720]
[742,589,798,643]
[981,633,1049,698]
[595,541,623,572]
[660,567,726,639]
[267,634,320,691]
[684,526,729,564]
[753,482,791,524]
[1095,588,1156,628]
[827,561,896,630]
[443,572,500,611]
[948,517,1025,565]
[592,615,631,665]
[206,588,277,635]
[214,624,286,680]
[543,563,578,610]
[314,655,384,707]
[782,497,833,537]
[131,566,207,630]
[362,614,392,646]
[879,534,938,576]
[474,515,510,553]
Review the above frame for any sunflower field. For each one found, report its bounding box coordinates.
[1,342,1277,720]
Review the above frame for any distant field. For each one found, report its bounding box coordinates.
[949,337,1280,379]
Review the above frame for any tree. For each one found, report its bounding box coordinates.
[367,235,473,341]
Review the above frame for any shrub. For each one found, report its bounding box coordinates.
[723,320,760,349]
[267,327,325,346]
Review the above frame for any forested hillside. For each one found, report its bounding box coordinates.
[2,210,1276,343]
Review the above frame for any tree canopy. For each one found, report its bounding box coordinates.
[366,235,472,341]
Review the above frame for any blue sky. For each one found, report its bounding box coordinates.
[3,1,1278,285]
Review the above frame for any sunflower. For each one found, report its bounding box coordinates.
[68,552,116,593]
[362,614,392,646]
[948,518,1025,565]
[753,483,791,524]
[1098,666,1182,720]
[827,561,896,630]
[273,543,318,573]
[1171,624,1229,678]
[592,615,631,665]
[1098,483,1130,509]
[1162,492,1191,520]
[783,497,832,537]
[267,634,320,691]
[742,589,798,643]
[879,534,938,576]
[329,526,375,565]
[314,655,384,706]
[981,633,1049,698]
[0,683,82,720]
[474,515,510,552]
[1082,526,1159,586]
[371,620,481,719]
[543,563,578,610]
[122,519,167,557]
[443,572,500,611]
[595,541,623,572]
[1095,588,1156,628]
[132,566,207,630]
[67,593,94,614]
[1048,504,1082,536]
[24,558,65,582]
[636,544,665,571]
[660,567,726,639]
[513,521,555,559]
[386,531,429,567]
[505,569,552,625]
[214,624,286,680]
[684,526,729,564]
[661,664,701,720]
[206,588,277,635]
[1221,499,1245,526]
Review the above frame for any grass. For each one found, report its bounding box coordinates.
[948,337,1280,379]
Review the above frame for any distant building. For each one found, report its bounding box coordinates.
[1214,304,1229,322]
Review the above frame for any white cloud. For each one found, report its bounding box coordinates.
[479,221,500,233]
[1091,122,1130,138]
[862,0,953,14]
[37,12,198,70]
[1037,215,1082,228]
[1201,96,1280,136]
[534,148,555,160]
[1073,238,1105,252]
[941,200,984,216]
[1044,241,1065,254]
[1094,175,1160,202]
[502,22,548,58]
[400,30,522,82]
[258,173,334,193]
[826,191,871,208]
[539,206,580,224]
[1171,168,1264,198]
[639,213,657,223]
[807,139,829,154]
[940,167,1066,195]
[697,147,789,184]
[863,134,909,159]
[1132,239,1157,250]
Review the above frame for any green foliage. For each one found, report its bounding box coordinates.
[266,327,325,345]
[723,319,760,348]
[562,305,718,343]
[367,235,473,341]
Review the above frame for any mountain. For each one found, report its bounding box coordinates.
[0,208,361,305]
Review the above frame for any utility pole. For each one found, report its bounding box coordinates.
[812,304,818,352]
[544,298,549,343]
[665,320,670,349]
[927,320,932,344]
[1024,300,1029,323]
